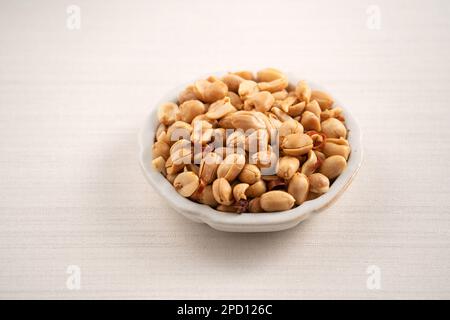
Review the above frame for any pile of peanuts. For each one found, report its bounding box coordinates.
[152,68,351,213]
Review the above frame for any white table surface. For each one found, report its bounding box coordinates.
[1,0,449,299]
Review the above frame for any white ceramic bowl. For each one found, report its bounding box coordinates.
[139,74,363,232]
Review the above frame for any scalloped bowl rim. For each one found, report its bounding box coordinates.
[139,73,363,232]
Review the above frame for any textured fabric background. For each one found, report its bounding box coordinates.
[0,0,449,299]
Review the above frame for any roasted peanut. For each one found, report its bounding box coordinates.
[319,155,347,179]
[271,106,293,122]
[256,112,278,132]
[170,139,191,155]
[288,173,309,205]
[276,96,297,113]
[233,183,250,201]
[308,173,330,194]
[199,152,221,184]
[166,147,192,173]
[191,185,218,207]
[230,111,266,130]
[212,178,234,205]
[174,171,199,197]
[279,119,304,142]
[238,164,261,184]
[245,180,267,198]
[194,79,228,103]
[265,113,282,130]
[288,101,306,117]
[301,111,321,132]
[152,156,166,174]
[233,70,254,80]
[311,90,334,110]
[205,97,237,120]
[152,140,170,160]
[305,100,321,118]
[250,150,278,169]
[322,138,350,160]
[277,156,300,180]
[191,114,217,127]
[295,80,311,104]
[217,153,245,181]
[222,73,245,92]
[166,121,193,143]
[227,91,244,110]
[158,102,179,126]
[218,114,235,129]
[244,91,275,112]
[178,100,205,123]
[190,121,214,145]
[321,107,344,121]
[321,118,347,138]
[178,85,197,104]
[256,68,285,82]
[257,77,289,93]
[281,133,313,156]
[248,197,264,213]
[301,150,318,176]
[272,89,289,100]
[156,123,169,144]
[238,80,259,99]
[168,147,193,165]
[260,191,295,212]
[315,150,326,163]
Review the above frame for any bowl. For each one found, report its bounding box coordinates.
[139,73,363,232]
